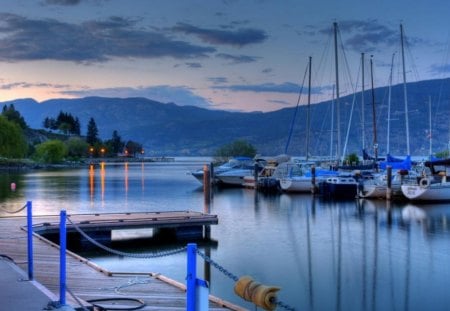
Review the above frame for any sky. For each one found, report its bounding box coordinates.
[0,0,448,112]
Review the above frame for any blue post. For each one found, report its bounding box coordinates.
[26,201,33,280]
[59,210,67,306]
[187,243,197,311]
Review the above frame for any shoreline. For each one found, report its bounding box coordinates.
[0,156,176,171]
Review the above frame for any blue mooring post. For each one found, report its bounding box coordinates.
[59,210,67,306]
[187,243,197,311]
[26,201,33,280]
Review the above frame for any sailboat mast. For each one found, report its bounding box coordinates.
[330,85,335,160]
[386,53,395,155]
[333,22,341,163]
[400,24,411,156]
[370,55,378,170]
[429,96,432,158]
[361,53,366,151]
[306,56,312,161]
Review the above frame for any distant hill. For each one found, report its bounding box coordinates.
[6,77,450,157]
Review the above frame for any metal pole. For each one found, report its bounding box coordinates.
[26,201,33,280]
[187,243,197,311]
[59,210,67,306]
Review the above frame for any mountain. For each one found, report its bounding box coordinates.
[5,77,450,157]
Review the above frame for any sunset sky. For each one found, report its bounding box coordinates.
[0,0,448,112]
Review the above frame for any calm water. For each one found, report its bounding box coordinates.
[1,158,450,311]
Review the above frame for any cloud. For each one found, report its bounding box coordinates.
[0,81,71,90]
[0,13,216,62]
[316,20,414,53]
[207,77,228,84]
[185,62,202,68]
[44,0,81,5]
[216,53,260,64]
[60,85,213,108]
[171,22,267,47]
[213,82,323,94]
[429,63,450,74]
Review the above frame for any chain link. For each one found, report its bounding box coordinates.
[0,203,27,214]
[66,216,187,258]
[196,249,239,282]
[66,216,296,310]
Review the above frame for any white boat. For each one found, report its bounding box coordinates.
[401,177,450,201]
[190,157,254,184]
[401,158,450,201]
[280,169,338,193]
[359,169,416,199]
[216,168,256,187]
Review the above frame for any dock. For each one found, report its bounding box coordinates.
[0,212,245,311]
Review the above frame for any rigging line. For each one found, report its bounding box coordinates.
[284,62,309,154]
[434,33,450,132]
[342,59,361,158]
[402,27,421,82]
[337,29,356,95]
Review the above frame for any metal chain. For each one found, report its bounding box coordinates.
[276,300,296,311]
[197,249,296,311]
[66,217,296,310]
[196,249,239,282]
[0,203,27,214]
[66,216,187,258]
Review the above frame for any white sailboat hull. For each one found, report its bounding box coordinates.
[280,176,314,192]
[401,182,450,201]
[360,184,404,199]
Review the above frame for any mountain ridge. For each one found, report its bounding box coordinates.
[6,77,450,157]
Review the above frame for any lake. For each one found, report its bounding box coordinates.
[1,158,450,311]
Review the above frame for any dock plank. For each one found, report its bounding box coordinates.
[0,214,245,311]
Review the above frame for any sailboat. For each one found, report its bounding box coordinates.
[360,25,417,199]
[280,56,338,193]
[401,158,450,201]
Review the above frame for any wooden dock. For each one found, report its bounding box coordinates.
[0,213,245,310]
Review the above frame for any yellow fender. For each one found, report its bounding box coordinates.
[234,276,281,311]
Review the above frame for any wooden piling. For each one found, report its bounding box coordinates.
[386,165,392,200]
[254,163,259,190]
[311,165,316,194]
[203,164,211,204]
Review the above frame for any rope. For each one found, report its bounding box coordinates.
[0,203,27,214]
[66,216,187,258]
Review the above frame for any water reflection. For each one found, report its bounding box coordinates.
[1,162,450,310]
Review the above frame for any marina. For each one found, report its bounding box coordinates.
[1,158,450,310]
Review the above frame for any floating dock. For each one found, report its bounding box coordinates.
[0,212,245,311]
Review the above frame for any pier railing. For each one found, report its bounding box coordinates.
[24,202,295,311]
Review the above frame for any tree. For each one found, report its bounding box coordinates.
[0,116,28,158]
[34,140,68,163]
[104,130,124,156]
[214,139,257,162]
[2,104,27,129]
[124,140,143,157]
[86,118,99,145]
[344,153,360,165]
[65,137,89,159]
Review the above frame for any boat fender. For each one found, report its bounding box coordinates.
[419,178,430,188]
[234,275,280,311]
